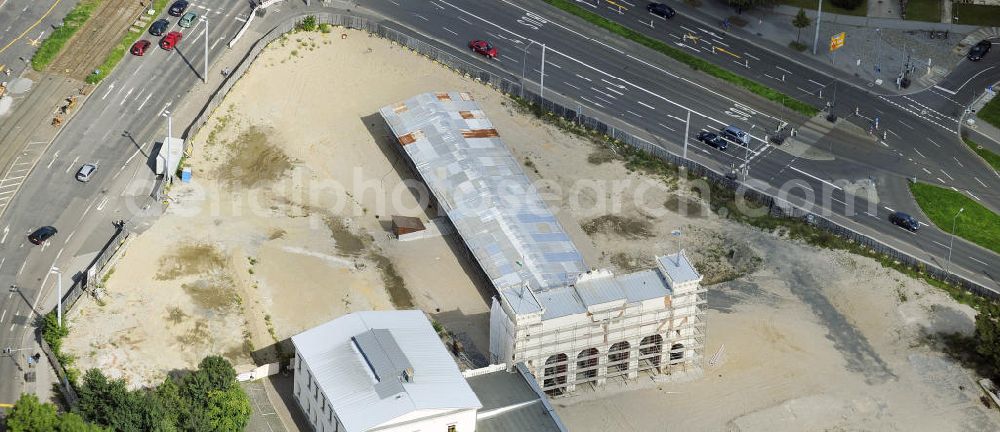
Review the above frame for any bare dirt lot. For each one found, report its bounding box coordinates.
[47,0,146,79]
[64,27,997,430]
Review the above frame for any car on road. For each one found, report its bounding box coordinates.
[696,131,728,150]
[168,0,190,17]
[889,211,919,231]
[160,31,182,51]
[76,163,97,182]
[28,226,57,245]
[646,2,676,18]
[150,19,170,36]
[968,40,991,61]
[130,40,151,56]
[179,12,197,28]
[721,125,750,146]
[469,40,497,58]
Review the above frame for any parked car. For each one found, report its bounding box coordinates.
[160,31,182,51]
[469,40,497,58]
[28,226,57,245]
[696,131,728,150]
[646,2,676,18]
[150,18,170,36]
[968,40,992,61]
[168,0,189,17]
[721,125,750,146]
[889,211,919,231]
[130,40,151,56]
[179,11,197,28]
[76,163,97,182]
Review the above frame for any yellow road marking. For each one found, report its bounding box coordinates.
[0,403,14,408]
[0,0,66,56]
[716,47,741,59]
[605,0,629,11]
[684,33,701,43]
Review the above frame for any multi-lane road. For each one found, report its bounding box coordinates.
[0,0,252,402]
[0,0,998,406]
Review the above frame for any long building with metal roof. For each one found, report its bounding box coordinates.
[380,92,707,395]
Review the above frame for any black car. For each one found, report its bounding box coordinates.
[968,40,992,61]
[696,131,728,150]
[168,0,190,17]
[646,2,676,18]
[28,226,58,245]
[150,18,170,36]
[889,211,919,232]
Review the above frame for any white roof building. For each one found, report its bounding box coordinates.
[291,311,482,432]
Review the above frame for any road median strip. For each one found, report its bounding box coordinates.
[540,0,819,117]
[31,0,103,72]
[909,181,1000,256]
[86,0,169,84]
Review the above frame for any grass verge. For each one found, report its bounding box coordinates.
[511,95,992,312]
[904,0,943,22]
[41,310,80,387]
[86,0,169,84]
[963,138,1000,173]
[539,0,819,117]
[909,182,1000,256]
[977,95,1000,130]
[953,3,1000,26]
[31,0,103,71]
[777,0,868,17]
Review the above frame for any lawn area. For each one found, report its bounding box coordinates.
[777,0,868,17]
[540,0,818,116]
[978,95,1000,130]
[86,0,169,83]
[909,182,1000,256]
[31,0,103,71]
[904,0,942,22]
[964,138,1000,173]
[953,3,1000,26]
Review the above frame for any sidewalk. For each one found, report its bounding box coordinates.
[673,1,983,93]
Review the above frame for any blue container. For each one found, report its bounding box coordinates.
[181,168,192,183]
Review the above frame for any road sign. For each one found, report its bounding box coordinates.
[830,32,846,52]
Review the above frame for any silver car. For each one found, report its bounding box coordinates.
[76,163,97,182]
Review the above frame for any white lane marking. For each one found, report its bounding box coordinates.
[932,240,948,249]
[953,156,964,168]
[590,86,617,99]
[546,61,561,69]
[501,54,517,62]
[0,309,5,324]
[442,27,458,36]
[96,196,109,211]
[0,225,7,244]
[636,100,655,110]
[101,81,117,100]
[65,156,80,173]
[913,148,925,158]
[975,176,986,187]
[967,190,981,201]
[932,85,957,95]
[922,167,932,174]
[928,139,940,148]
[745,52,760,61]
[626,110,643,118]
[211,36,223,50]
[120,87,134,105]
[579,96,603,108]
[899,120,914,129]
[18,260,26,275]
[952,65,996,93]
[808,79,824,86]
[775,66,792,74]
[657,122,675,131]
[788,166,843,190]
[969,256,988,266]
[564,81,580,90]
[137,92,153,111]
[46,151,60,169]
[415,13,430,21]
[604,86,624,96]
[575,73,592,82]
[937,177,946,183]
[941,169,954,180]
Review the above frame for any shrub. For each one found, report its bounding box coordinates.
[296,15,317,32]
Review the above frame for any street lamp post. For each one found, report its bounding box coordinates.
[812,0,823,55]
[203,18,209,83]
[539,43,547,100]
[682,110,690,159]
[519,41,538,97]
[947,207,964,276]
[50,267,62,327]
[164,110,173,183]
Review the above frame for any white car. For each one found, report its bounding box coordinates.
[76,163,97,182]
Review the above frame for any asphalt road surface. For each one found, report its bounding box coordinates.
[0,0,77,76]
[363,0,1000,291]
[0,0,252,404]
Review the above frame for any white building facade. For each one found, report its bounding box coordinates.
[291,311,482,432]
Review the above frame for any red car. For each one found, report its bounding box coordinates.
[131,40,151,56]
[160,31,182,51]
[469,40,497,58]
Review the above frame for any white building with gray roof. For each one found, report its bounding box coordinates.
[379,92,706,396]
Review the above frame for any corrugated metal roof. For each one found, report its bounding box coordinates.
[291,311,481,431]
[617,269,671,303]
[379,92,588,295]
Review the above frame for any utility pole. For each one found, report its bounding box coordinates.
[203,18,209,83]
[947,207,965,276]
[165,111,173,183]
[682,110,690,159]
[50,267,62,327]
[812,0,823,55]
[539,44,547,100]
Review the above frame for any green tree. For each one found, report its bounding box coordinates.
[975,302,1000,376]
[727,0,774,12]
[5,393,59,432]
[204,386,251,432]
[77,369,144,431]
[198,355,236,392]
[56,412,106,432]
[793,9,811,43]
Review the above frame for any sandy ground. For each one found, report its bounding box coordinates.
[62,27,997,430]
